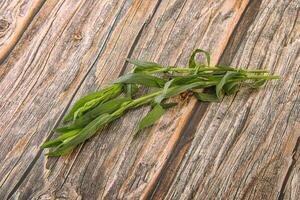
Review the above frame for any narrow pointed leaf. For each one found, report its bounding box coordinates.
[161,102,178,109]
[63,84,122,122]
[157,81,217,102]
[223,82,240,95]
[125,84,139,98]
[46,145,75,156]
[41,129,81,148]
[55,126,72,133]
[194,92,219,102]
[57,98,131,132]
[127,58,161,68]
[215,65,240,72]
[138,104,165,130]
[73,97,104,119]
[216,72,241,99]
[114,73,166,88]
[155,75,201,104]
[48,114,114,156]
[127,58,164,73]
[246,79,266,88]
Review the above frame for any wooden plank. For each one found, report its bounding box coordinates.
[9,0,250,199]
[0,0,46,63]
[153,0,300,199]
[281,123,300,200]
[0,0,148,198]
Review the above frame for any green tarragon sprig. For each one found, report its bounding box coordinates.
[41,49,280,156]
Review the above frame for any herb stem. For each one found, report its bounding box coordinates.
[246,75,280,80]
[130,90,162,106]
[111,90,162,117]
[244,69,270,73]
[146,66,270,74]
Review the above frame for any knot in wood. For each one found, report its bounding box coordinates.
[0,18,10,38]
[73,32,82,41]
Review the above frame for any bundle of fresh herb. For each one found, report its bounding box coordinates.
[41,49,279,156]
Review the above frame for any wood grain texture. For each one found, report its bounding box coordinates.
[1,0,299,199]
[0,0,136,198]
[0,0,46,63]
[281,123,300,200]
[2,0,251,199]
[154,0,300,199]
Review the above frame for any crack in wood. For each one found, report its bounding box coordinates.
[218,0,262,66]
[278,125,300,199]
[148,102,209,199]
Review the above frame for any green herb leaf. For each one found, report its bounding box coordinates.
[194,92,219,102]
[155,75,201,104]
[246,79,267,88]
[47,114,113,156]
[216,72,242,99]
[56,98,131,132]
[223,82,240,95]
[189,49,211,69]
[215,65,238,72]
[46,146,75,156]
[63,84,122,123]
[54,126,72,133]
[125,84,139,98]
[127,58,163,73]
[41,129,81,148]
[114,73,166,88]
[73,97,104,119]
[138,104,165,130]
[158,81,217,103]
[127,58,161,68]
[161,102,178,109]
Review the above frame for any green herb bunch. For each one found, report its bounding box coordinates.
[41,49,279,156]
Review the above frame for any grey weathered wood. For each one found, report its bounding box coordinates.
[0,0,138,198]
[282,123,300,200]
[1,0,299,199]
[154,0,300,199]
[0,0,46,63]
[1,0,251,199]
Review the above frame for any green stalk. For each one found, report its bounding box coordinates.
[112,90,162,117]
[243,69,270,73]
[245,75,280,80]
[145,66,270,74]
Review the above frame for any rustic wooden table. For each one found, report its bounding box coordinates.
[0,0,299,199]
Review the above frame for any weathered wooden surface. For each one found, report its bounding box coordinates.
[0,0,299,199]
[153,0,300,199]
[0,0,46,63]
